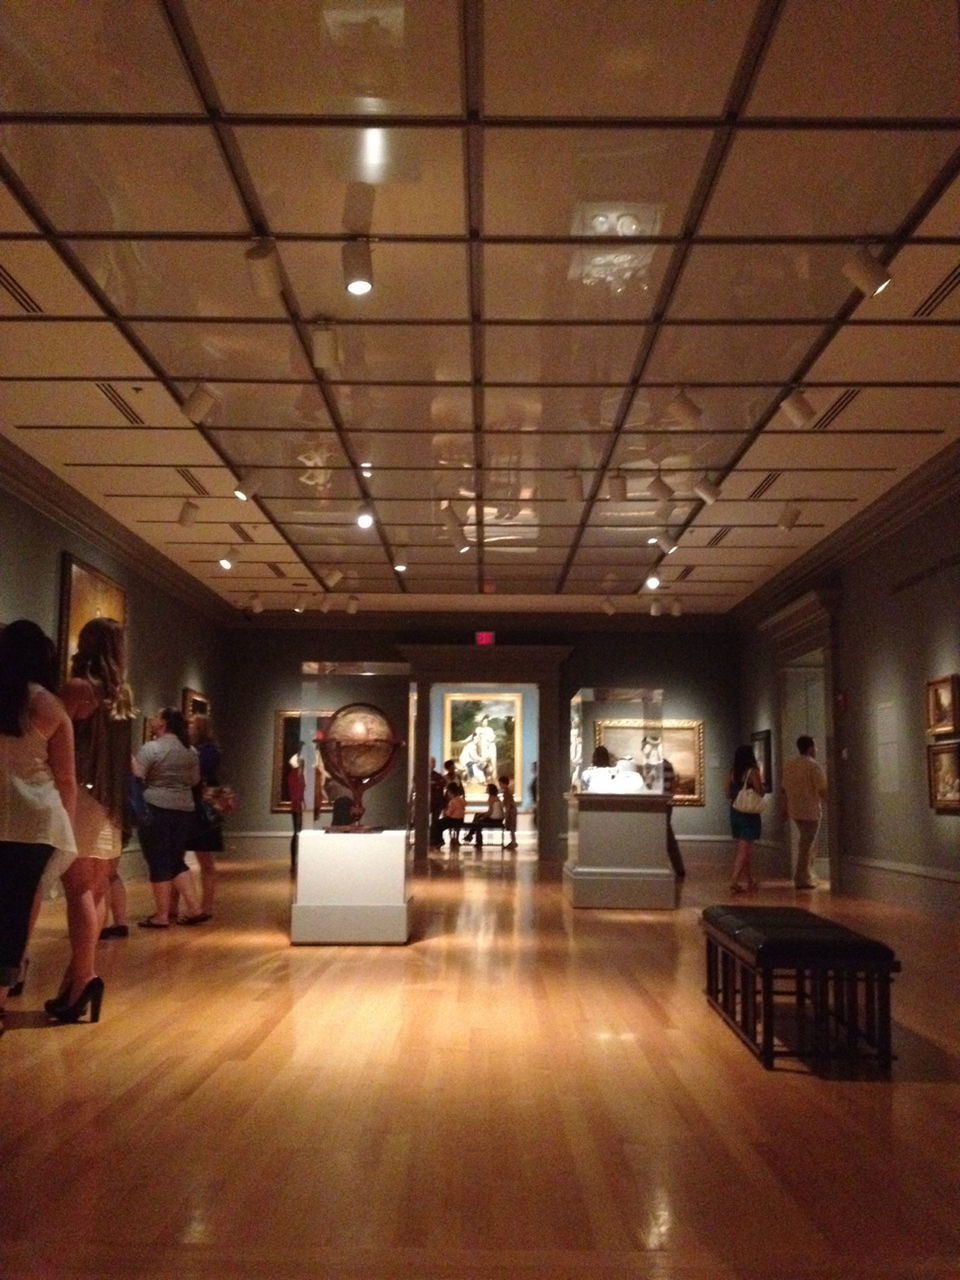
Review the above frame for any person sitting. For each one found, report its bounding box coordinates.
[498,773,517,850]
[461,782,504,855]
[435,781,466,851]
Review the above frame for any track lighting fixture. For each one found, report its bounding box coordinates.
[656,533,678,555]
[244,238,283,300]
[219,546,237,570]
[346,594,360,615]
[608,473,628,502]
[311,322,338,370]
[781,391,816,427]
[318,592,332,614]
[440,500,469,553]
[777,503,801,531]
[646,474,674,503]
[644,572,661,591]
[182,383,218,425]
[842,248,891,298]
[177,499,199,527]
[342,239,373,296]
[356,506,374,530]
[649,599,662,617]
[600,597,616,617]
[393,552,408,572]
[668,389,703,428]
[670,599,683,617]
[250,592,263,615]
[693,476,720,505]
[233,471,259,502]
[293,594,307,614]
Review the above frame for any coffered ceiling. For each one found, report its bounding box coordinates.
[1,0,959,620]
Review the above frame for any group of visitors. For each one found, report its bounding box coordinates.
[428,757,518,856]
[0,616,224,1032]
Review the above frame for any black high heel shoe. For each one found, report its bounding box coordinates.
[48,977,104,1024]
[8,957,28,998]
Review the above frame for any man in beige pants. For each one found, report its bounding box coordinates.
[780,735,828,890]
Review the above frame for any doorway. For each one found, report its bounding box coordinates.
[781,650,830,887]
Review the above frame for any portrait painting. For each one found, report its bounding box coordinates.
[271,709,335,812]
[443,692,521,802]
[594,719,705,806]
[751,730,773,793]
[182,687,210,720]
[926,676,959,736]
[58,554,127,679]
[927,741,960,812]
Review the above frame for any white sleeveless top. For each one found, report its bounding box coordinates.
[0,711,77,853]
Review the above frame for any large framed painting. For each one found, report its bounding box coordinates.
[182,687,210,720]
[271,709,336,812]
[926,676,959,736]
[927,742,960,811]
[443,692,521,802]
[58,553,126,679]
[751,729,773,793]
[594,719,705,806]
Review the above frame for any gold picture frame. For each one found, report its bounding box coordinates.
[271,708,336,812]
[925,676,959,736]
[182,687,210,720]
[927,741,960,811]
[443,692,522,803]
[594,718,705,806]
[58,553,127,680]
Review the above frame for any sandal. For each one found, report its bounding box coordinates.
[179,913,212,926]
[138,916,169,929]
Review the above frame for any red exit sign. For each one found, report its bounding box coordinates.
[475,631,495,646]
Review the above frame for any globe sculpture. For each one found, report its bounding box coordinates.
[315,702,403,828]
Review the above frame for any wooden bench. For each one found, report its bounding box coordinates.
[701,905,901,1071]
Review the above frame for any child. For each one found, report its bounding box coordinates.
[498,773,517,851]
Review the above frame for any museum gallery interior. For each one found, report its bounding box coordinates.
[1,3,959,1278]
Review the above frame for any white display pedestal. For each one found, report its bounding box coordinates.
[563,793,677,909]
[291,828,411,944]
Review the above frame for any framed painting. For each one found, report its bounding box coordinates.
[927,741,960,811]
[926,676,959,736]
[271,709,336,812]
[751,730,773,793]
[58,554,126,679]
[594,719,705,806]
[182,687,210,720]
[443,692,521,803]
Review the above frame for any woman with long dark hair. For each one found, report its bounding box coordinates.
[186,713,222,918]
[0,621,78,1026]
[135,707,204,927]
[47,616,136,1021]
[728,743,763,893]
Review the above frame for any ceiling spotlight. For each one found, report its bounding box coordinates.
[293,594,307,614]
[345,594,360,615]
[608,473,628,502]
[600,597,616,617]
[245,238,283,300]
[318,591,332,614]
[177,499,199,527]
[565,470,583,501]
[670,599,683,617]
[668,389,703,428]
[393,554,408,572]
[644,572,661,591]
[777,502,801,531]
[219,546,237,570]
[656,533,678,555]
[322,567,344,590]
[649,599,663,617]
[342,239,373,296]
[440,499,469,552]
[311,322,338,370]
[646,474,674,503]
[842,248,891,298]
[182,383,218,425]
[693,476,721,505]
[250,592,263,614]
[233,471,259,502]
[356,506,375,530]
[781,390,816,427]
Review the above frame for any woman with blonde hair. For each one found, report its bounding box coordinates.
[47,616,135,1020]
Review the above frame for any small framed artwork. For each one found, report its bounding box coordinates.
[926,742,960,811]
[58,553,127,679]
[182,687,210,720]
[925,676,959,736]
[751,730,773,793]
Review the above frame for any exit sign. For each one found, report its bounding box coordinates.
[475,631,495,646]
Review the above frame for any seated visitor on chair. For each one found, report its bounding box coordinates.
[461,783,504,854]
[498,773,517,850]
[434,781,466,849]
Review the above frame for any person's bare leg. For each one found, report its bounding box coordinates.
[172,869,201,917]
[106,858,128,927]
[59,858,101,1001]
[195,851,216,915]
[730,839,754,891]
[148,880,172,924]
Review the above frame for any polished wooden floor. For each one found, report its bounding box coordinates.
[2,835,958,1280]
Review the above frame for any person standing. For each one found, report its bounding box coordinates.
[187,714,223,915]
[498,773,517,850]
[780,735,828,890]
[287,746,306,874]
[134,708,205,927]
[0,621,78,1027]
[662,756,686,878]
[728,744,763,894]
